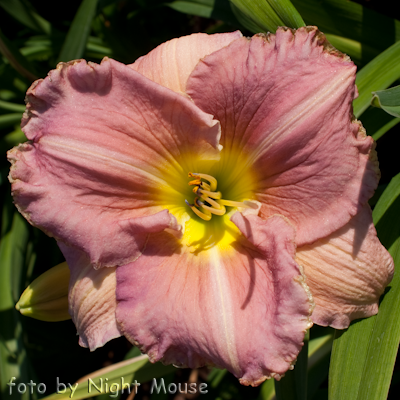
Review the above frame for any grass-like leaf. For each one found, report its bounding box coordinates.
[291,0,400,66]
[372,85,400,118]
[0,0,50,34]
[354,40,400,117]
[40,355,176,400]
[0,100,25,113]
[57,0,99,63]
[329,172,400,400]
[0,28,38,81]
[258,330,333,400]
[274,330,308,400]
[0,202,32,400]
[360,106,400,141]
[167,0,248,29]
[229,0,304,32]
[0,113,23,129]
[168,0,399,68]
[0,127,26,155]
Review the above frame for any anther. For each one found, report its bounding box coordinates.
[188,179,202,186]
[188,173,217,192]
[186,172,254,221]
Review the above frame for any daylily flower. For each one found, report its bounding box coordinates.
[8,27,393,386]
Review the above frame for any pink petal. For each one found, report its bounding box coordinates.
[59,243,121,350]
[8,58,221,267]
[186,27,379,246]
[296,205,394,329]
[131,31,242,94]
[116,215,312,386]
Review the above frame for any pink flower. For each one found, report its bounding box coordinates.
[8,27,393,386]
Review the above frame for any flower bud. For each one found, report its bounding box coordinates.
[16,262,71,321]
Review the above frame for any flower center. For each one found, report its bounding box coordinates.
[185,172,255,221]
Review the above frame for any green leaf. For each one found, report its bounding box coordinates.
[86,37,113,58]
[258,379,275,400]
[207,368,227,388]
[324,34,364,65]
[0,0,50,34]
[0,28,38,82]
[291,0,400,65]
[373,173,400,228]
[0,113,23,129]
[307,330,333,399]
[167,0,215,18]
[258,329,333,400]
[0,100,25,113]
[275,330,309,400]
[166,0,243,27]
[229,0,305,33]
[360,106,400,141]
[0,204,31,400]
[229,0,283,32]
[168,0,400,68]
[229,2,263,33]
[371,85,400,118]
[354,40,400,118]
[263,0,305,29]
[41,355,176,400]
[0,127,26,155]
[58,0,99,63]
[329,173,400,400]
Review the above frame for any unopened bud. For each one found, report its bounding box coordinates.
[16,262,71,321]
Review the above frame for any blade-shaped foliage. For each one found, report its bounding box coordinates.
[0,100,25,113]
[0,0,50,34]
[166,0,240,26]
[0,199,32,400]
[57,0,99,63]
[354,40,400,117]
[41,355,176,400]
[230,0,304,32]
[372,85,400,118]
[360,106,400,141]
[166,0,400,68]
[0,28,38,81]
[329,172,400,400]
[0,114,23,130]
[275,330,308,400]
[258,330,333,400]
[291,0,400,65]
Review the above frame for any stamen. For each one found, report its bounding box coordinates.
[196,199,226,216]
[199,195,221,210]
[200,182,211,191]
[185,199,212,221]
[188,173,217,192]
[219,199,255,208]
[197,188,222,199]
[186,171,255,221]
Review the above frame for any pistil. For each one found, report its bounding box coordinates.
[185,172,254,221]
